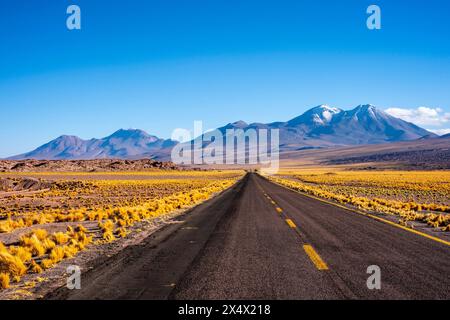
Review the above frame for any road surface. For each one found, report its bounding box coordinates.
[48,173,450,300]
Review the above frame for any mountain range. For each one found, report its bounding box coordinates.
[8,104,435,160]
[9,129,178,161]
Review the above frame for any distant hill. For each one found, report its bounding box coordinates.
[8,104,435,160]
[281,133,450,170]
[8,129,178,160]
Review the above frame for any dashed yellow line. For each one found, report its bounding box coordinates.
[285,218,297,228]
[260,185,330,272]
[269,179,450,247]
[303,245,329,270]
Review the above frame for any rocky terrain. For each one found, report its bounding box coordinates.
[0,177,51,192]
[0,159,179,173]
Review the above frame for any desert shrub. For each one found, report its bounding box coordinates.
[0,252,27,277]
[0,273,10,289]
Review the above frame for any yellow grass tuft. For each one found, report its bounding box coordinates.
[0,273,10,289]
[42,238,56,252]
[31,229,48,241]
[75,232,92,247]
[102,230,116,242]
[63,244,79,258]
[20,234,45,257]
[0,220,14,233]
[0,241,7,254]
[52,232,69,245]
[117,218,128,227]
[29,260,43,274]
[0,252,27,277]
[40,259,54,270]
[99,219,115,233]
[75,225,88,233]
[8,246,32,263]
[116,227,128,238]
[49,247,65,264]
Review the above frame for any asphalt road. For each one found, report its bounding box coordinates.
[49,173,450,300]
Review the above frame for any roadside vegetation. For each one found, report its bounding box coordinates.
[0,170,243,290]
[270,170,450,231]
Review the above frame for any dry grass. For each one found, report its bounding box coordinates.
[0,252,27,277]
[0,170,244,291]
[102,230,116,243]
[29,260,43,274]
[0,226,93,291]
[0,241,6,253]
[52,232,69,245]
[271,170,450,231]
[115,227,128,238]
[0,273,10,289]
[8,247,32,263]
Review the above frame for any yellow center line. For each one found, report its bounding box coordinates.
[258,179,330,272]
[303,245,329,270]
[285,218,296,228]
[269,179,450,247]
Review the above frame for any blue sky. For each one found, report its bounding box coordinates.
[1,0,450,157]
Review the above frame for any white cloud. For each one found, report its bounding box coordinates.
[385,106,450,126]
[427,128,450,136]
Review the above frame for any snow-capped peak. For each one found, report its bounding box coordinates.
[349,104,387,120]
[310,105,342,124]
[287,105,343,127]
